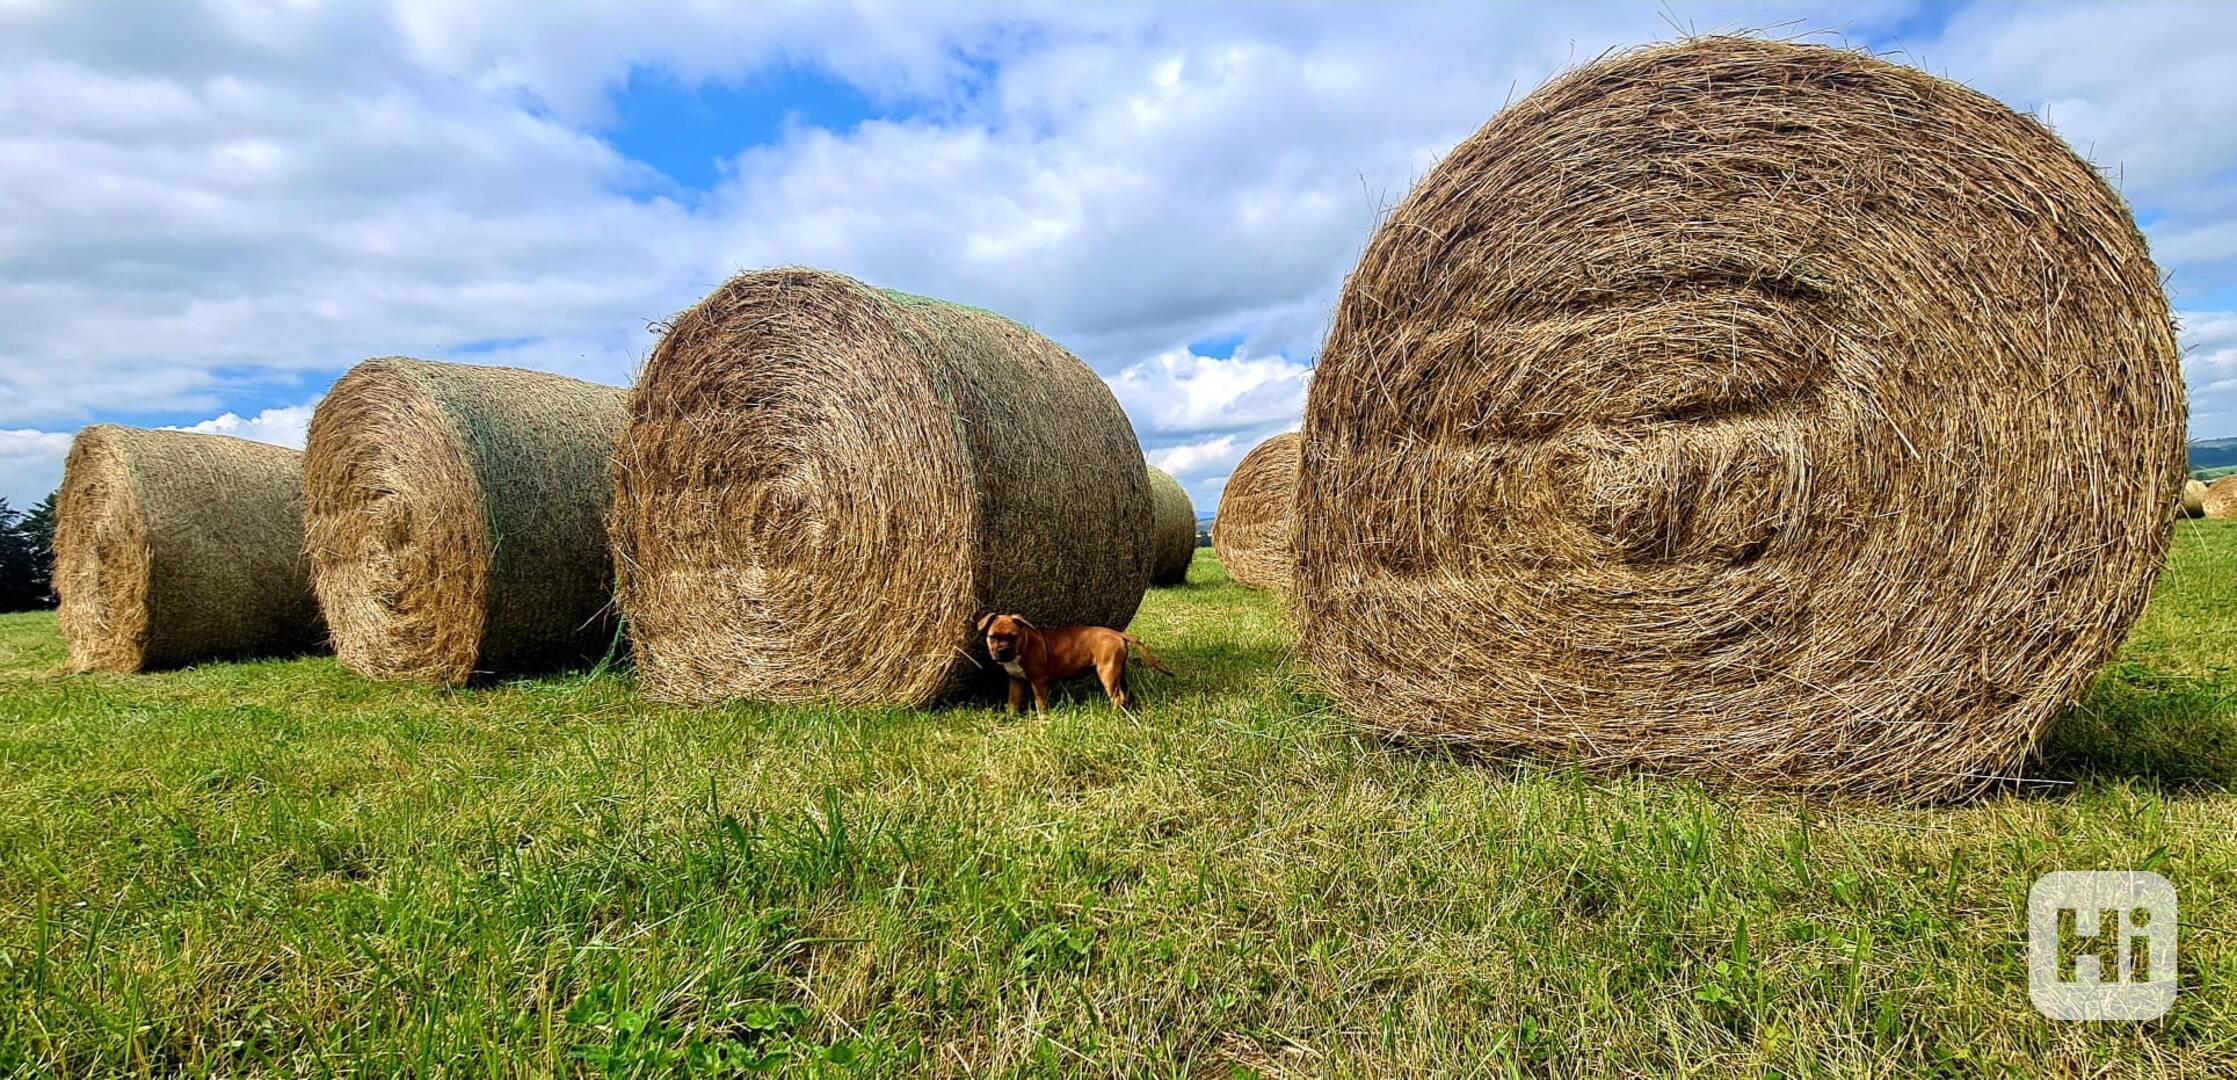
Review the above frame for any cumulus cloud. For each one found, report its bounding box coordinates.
[0,3,701,427]
[2183,311,2237,438]
[0,429,73,510]
[2,0,2233,512]
[160,401,319,448]
[1144,423,1297,511]
[1109,349,1311,437]
[0,400,322,507]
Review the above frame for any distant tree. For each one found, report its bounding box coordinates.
[19,492,55,607]
[0,498,30,610]
[0,493,58,611]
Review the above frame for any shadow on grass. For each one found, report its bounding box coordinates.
[2036,662,2237,792]
[931,637,1293,712]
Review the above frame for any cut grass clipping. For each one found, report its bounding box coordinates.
[1147,465,1196,586]
[1294,38,2185,800]
[1211,432,1298,592]
[304,357,627,685]
[53,425,323,672]
[610,267,1153,706]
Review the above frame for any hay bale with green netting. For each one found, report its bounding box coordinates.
[2183,478,2208,518]
[53,425,324,672]
[2205,476,2237,520]
[610,267,1153,706]
[1147,465,1196,585]
[1211,433,1298,592]
[1293,37,2185,800]
[304,357,627,684]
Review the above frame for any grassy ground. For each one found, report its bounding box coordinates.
[2,528,2234,1077]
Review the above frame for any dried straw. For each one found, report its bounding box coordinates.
[1211,433,1298,592]
[2183,478,2208,518]
[2204,476,2237,520]
[1147,466,1197,585]
[1293,37,2185,800]
[304,357,627,684]
[609,267,1152,705]
[53,425,323,672]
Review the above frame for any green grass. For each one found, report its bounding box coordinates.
[3,533,2235,1076]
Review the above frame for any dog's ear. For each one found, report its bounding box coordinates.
[974,611,998,634]
[1012,615,1036,631]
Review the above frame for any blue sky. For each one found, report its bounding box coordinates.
[4,0,2237,509]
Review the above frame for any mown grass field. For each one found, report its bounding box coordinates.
[2,526,2235,1077]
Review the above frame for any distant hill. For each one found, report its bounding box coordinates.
[2193,437,2237,472]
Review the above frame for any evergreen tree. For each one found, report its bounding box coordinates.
[0,493,57,611]
[0,497,33,611]
[19,492,56,607]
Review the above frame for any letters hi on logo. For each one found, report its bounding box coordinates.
[2028,871,2177,1021]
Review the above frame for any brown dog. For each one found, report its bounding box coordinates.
[977,613,1171,713]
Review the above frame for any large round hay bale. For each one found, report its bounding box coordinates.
[304,357,627,684]
[2183,478,2209,518]
[1147,466,1197,585]
[53,425,323,672]
[2204,476,2237,520]
[609,268,1153,705]
[1294,38,2184,800]
[1211,433,1298,591]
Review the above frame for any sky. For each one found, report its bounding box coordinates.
[4,0,2237,512]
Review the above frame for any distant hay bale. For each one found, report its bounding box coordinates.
[1147,466,1196,585]
[2184,478,2209,518]
[1211,433,1298,591]
[53,425,323,672]
[609,268,1153,705]
[1293,38,2185,800]
[2205,477,2237,520]
[304,357,627,684]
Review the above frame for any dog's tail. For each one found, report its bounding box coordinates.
[1121,633,1173,675]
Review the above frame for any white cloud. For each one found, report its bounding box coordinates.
[1144,422,1300,513]
[1109,349,1311,437]
[160,401,319,449]
[1148,434,1243,477]
[2183,310,2237,438]
[2,0,2234,517]
[0,400,323,508]
[0,11,701,426]
[0,428,72,510]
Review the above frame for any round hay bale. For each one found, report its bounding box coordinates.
[304,357,627,684]
[1147,466,1197,585]
[1211,433,1298,591]
[2183,478,2209,518]
[609,268,1153,705]
[53,425,323,672]
[2204,476,2237,520]
[1294,37,2185,800]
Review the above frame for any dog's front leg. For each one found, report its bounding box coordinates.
[1007,677,1025,714]
[1031,681,1051,715]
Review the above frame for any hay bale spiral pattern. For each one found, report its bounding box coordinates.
[1294,38,2184,799]
[609,268,1152,706]
[304,358,627,684]
[54,425,323,672]
[1211,433,1298,592]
